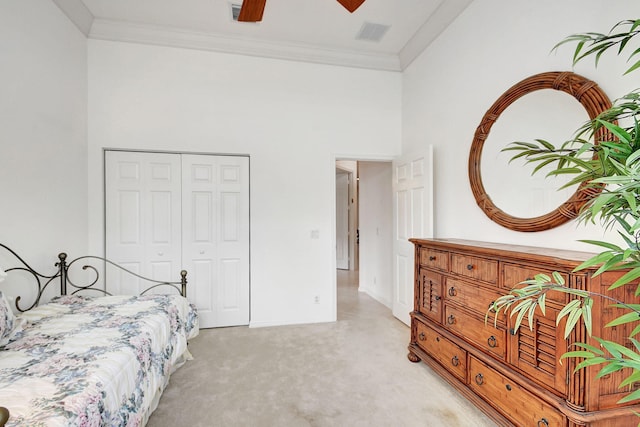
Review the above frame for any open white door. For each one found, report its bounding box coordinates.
[336,172,350,270]
[392,147,433,325]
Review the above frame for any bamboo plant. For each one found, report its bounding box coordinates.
[488,19,640,404]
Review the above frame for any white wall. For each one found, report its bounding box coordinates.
[358,161,393,308]
[87,40,402,326]
[0,1,87,302]
[402,0,640,252]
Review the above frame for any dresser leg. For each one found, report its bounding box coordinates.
[407,351,421,363]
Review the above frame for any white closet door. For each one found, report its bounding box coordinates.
[392,147,433,326]
[182,155,250,328]
[105,151,182,294]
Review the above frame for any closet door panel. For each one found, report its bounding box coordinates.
[105,151,182,294]
[182,155,250,328]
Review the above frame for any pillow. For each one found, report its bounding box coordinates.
[0,291,21,346]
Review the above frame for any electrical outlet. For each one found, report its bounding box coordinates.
[314,295,320,304]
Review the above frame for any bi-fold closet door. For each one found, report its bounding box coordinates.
[104,150,250,328]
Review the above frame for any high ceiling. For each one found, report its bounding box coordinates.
[52,0,473,71]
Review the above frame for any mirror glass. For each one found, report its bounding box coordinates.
[481,89,590,218]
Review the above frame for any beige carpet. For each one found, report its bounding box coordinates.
[147,270,496,427]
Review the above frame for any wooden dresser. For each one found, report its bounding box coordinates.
[408,238,640,427]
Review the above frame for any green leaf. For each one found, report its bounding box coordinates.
[539,292,546,316]
[618,387,640,404]
[527,301,538,330]
[561,350,596,359]
[565,305,584,339]
[605,311,640,328]
[557,299,582,326]
[596,119,633,143]
[609,267,640,290]
[552,271,565,286]
[575,251,616,272]
[574,356,609,372]
[596,362,625,379]
[625,58,640,75]
[570,341,605,355]
[582,298,593,336]
[599,338,639,359]
[579,239,623,252]
[514,300,533,331]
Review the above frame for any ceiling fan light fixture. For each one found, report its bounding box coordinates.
[355,22,390,43]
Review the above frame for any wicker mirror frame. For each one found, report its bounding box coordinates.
[468,71,612,232]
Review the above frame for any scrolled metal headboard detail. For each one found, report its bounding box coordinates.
[0,243,187,312]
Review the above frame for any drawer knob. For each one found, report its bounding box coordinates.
[466,264,474,271]
[475,373,484,386]
[418,332,426,341]
[446,315,456,325]
[505,384,512,391]
[451,355,460,367]
[487,335,498,348]
[434,295,441,301]
[537,419,549,427]
[448,287,456,297]
[429,256,436,261]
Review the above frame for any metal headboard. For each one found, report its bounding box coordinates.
[0,243,187,312]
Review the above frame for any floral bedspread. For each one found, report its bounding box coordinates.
[0,294,199,427]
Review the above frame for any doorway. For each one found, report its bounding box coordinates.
[335,159,393,310]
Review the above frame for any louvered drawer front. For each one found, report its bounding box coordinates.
[450,253,498,285]
[415,321,467,381]
[468,356,564,427]
[508,305,568,396]
[444,305,505,360]
[419,269,442,323]
[445,277,505,325]
[502,263,568,304]
[420,248,449,271]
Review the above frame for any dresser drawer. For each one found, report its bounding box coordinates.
[468,356,564,427]
[444,305,505,360]
[502,263,568,304]
[450,253,498,285]
[445,277,506,326]
[420,248,449,271]
[508,304,568,396]
[419,269,442,323]
[415,321,467,381]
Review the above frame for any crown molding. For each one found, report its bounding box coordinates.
[399,0,473,70]
[52,0,94,36]
[89,19,402,72]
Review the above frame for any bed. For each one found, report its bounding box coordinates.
[0,244,199,427]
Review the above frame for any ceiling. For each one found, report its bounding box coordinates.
[52,0,473,71]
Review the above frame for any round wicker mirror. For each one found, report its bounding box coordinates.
[468,71,611,232]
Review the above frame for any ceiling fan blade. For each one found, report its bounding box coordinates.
[238,0,266,22]
[336,0,365,13]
